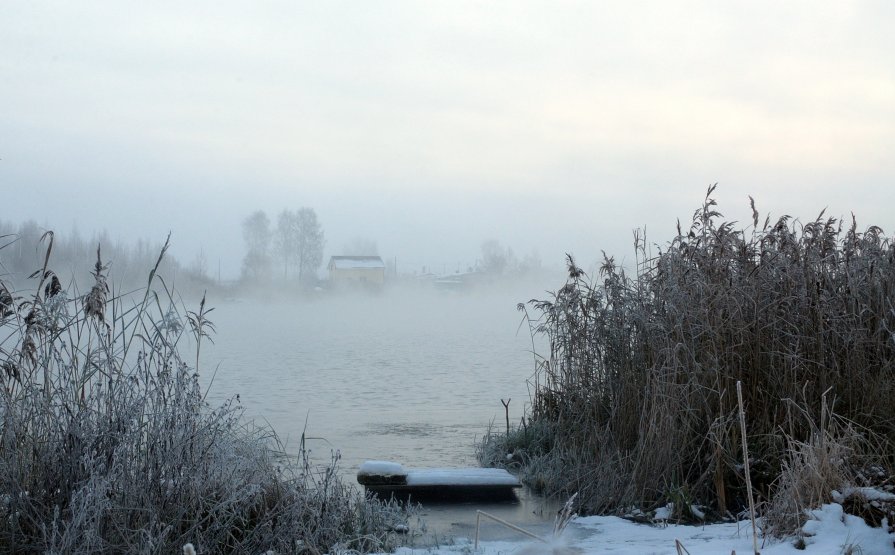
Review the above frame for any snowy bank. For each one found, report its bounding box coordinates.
[380,503,894,554]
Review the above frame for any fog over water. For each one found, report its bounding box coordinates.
[199,282,555,473]
[3,2,893,280]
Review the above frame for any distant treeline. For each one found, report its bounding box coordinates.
[239,208,549,288]
[0,219,214,295]
[240,208,324,286]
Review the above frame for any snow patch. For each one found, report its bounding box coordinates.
[653,502,674,521]
[800,503,894,553]
[377,503,895,554]
[358,460,406,477]
[832,486,895,503]
[689,504,706,520]
[404,468,520,486]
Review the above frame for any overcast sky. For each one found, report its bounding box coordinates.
[2,1,893,278]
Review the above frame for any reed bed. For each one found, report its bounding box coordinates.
[0,235,407,554]
[481,187,895,532]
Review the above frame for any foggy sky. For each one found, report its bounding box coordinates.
[2,1,894,278]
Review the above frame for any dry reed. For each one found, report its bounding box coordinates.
[481,187,895,525]
[0,235,409,554]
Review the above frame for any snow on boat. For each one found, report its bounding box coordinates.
[357,460,521,502]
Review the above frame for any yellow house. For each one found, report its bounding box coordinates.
[328,256,386,287]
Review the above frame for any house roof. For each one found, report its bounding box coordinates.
[328,256,386,270]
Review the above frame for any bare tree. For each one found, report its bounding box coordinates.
[242,210,272,282]
[480,239,515,275]
[295,207,324,284]
[274,210,297,280]
[272,208,324,284]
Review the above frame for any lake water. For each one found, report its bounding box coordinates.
[200,284,547,470]
[199,281,561,541]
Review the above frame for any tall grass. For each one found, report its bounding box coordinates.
[0,235,407,553]
[481,187,895,523]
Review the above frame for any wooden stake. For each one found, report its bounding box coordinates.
[737,381,760,555]
[501,398,511,436]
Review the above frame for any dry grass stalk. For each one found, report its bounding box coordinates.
[762,393,891,541]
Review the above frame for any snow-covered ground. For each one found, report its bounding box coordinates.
[381,504,894,555]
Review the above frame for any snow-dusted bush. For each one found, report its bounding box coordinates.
[0,236,407,553]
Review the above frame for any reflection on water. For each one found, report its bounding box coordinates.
[359,422,443,437]
[414,487,566,544]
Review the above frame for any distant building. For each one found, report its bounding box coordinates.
[328,256,386,287]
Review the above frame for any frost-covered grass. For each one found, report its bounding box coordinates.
[0,235,409,554]
[481,187,895,536]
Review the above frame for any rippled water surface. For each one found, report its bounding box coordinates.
[200,285,548,475]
